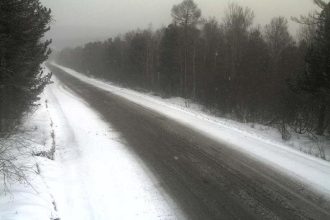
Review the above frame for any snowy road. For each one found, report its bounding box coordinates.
[44,72,184,219]
[47,63,330,220]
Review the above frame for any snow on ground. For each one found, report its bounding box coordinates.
[0,66,185,220]
[43,76,184,220]
[0,86,60,219]
[161,97,330,160]
[53,63,330,199]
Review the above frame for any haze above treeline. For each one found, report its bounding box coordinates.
[41,0,317,49]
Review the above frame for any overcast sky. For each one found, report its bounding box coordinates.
[40,0,318,49]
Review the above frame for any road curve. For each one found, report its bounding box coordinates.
[48,63,330,220]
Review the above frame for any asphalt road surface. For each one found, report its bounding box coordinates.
[48,64,330,220]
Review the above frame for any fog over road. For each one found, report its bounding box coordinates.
[48,64,330,220]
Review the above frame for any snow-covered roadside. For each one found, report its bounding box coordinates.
[52,63,330,199]
[0,66,184,220]
[43,76,184,220]
[0,84,60,219]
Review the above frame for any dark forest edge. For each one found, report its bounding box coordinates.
[0,0,52,185]
[0,0,52,135]
[56,0,330,141]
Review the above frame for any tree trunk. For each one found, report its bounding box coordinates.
[316,103,327,135]
[184,47,188,99]
[192,46,196,99]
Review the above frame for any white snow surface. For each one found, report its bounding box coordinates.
[43,76,184,220]
[52,63,330,198]
[0,73,60,220]
[0,65,184,220]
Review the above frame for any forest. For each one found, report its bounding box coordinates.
[56,0,330,140]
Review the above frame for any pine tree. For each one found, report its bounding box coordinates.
[0,0,52,133]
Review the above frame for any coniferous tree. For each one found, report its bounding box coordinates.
[0,0,52,133]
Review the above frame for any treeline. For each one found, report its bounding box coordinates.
[57,0,330,139]
[0,0,52,134]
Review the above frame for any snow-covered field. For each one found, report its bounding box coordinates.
[52,63,330,199]
[0,67,184,220]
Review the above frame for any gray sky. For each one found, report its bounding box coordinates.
[41,0,318,49]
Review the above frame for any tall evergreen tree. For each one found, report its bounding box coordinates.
[0,0,52,133]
